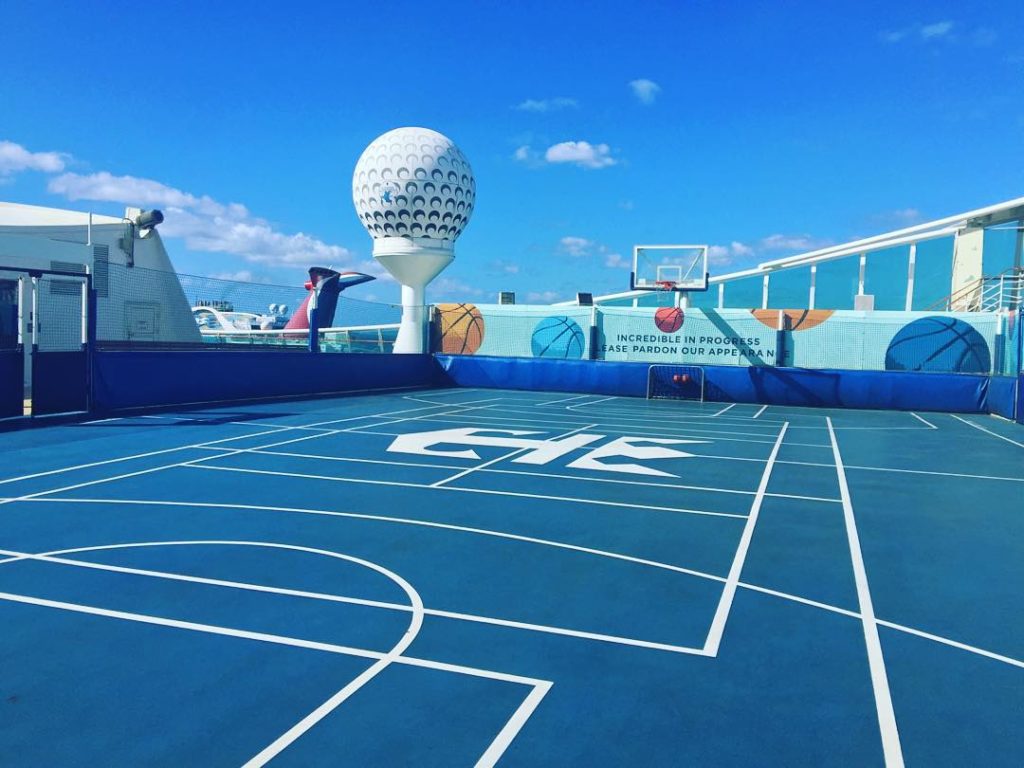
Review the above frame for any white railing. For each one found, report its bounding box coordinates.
[929,269,1024,312]
[199,323,400,353]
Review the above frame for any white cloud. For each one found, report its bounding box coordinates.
[527,290,561,303]
[544,141,616,169]
[208,270,273,283]
[708,241,754,265]
[491,259,520,274]
[515,97,578,112]
[432,276,483,298]
[881,21,955,44]
[879,30,908,43]
[877,207,923,225]
[559,236,593,257]
[514,145,532,162]
[920,21,953,39]
[48,170,365,271]
[605,252,629,269]
[629,79,661,105]
[758,234,831,252]
[0,140,69,177]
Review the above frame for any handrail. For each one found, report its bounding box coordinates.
[927,267,1024,311]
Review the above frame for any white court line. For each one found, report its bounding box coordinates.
[0,397,503,491]
[0,539,550,767]
[0,589,547,687]
[12,497,729,585]
[471,403,785,435]
[232,445,841,504]
[0,545,710,656]
[475,681,553,768]
[430,423,597,488]
[9,498,1021,670]
[713,403,737,417]
[702,422,788,656]
[951,414,1024,448]
[238,542,425,767]
[566,395,618,409]
[537,394,592,406]
[828,417,904,768]
[353,412,805,447]
[909,412,937,429]
[0,399,508,508]
[843,464,1024,483]
[752,405,768,419]
[740,582,1024,670]
[874,620,1024,670]
[186,463,749,520]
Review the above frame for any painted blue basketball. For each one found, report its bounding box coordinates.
[531,316,586,359]
[884,316,991,373]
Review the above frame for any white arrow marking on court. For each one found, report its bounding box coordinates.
[387,427,604,461]
[566,436,708,477]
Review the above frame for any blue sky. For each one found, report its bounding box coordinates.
[1,1,1022,304]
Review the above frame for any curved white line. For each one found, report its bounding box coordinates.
[23,497,727,584]
[21,539,424,767]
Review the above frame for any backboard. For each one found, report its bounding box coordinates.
[631,245,709,292]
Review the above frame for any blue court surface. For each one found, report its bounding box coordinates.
[1,387,1022,766]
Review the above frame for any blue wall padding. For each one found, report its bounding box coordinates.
[32,351,88,415]
[988,377,1018,420]
[435,355,991,413]
[93,351,442,412]
[1017,376,1024,425]
[0,349,22,419]
[437,355,649,397]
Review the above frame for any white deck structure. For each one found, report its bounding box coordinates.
[0,201,200,347]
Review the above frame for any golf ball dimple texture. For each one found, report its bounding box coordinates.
[353,127,476,243]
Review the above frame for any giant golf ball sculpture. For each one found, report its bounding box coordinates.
[353,127,476,353]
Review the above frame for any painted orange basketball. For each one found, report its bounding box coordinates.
[435,303,485,354]
[750,309,834,331]
[654,307,684,333]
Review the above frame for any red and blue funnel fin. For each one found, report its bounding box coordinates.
[285,268,376,330]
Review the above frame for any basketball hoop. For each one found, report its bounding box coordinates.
[654,280,677,291]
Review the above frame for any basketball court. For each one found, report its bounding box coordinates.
[1,387,1020,766]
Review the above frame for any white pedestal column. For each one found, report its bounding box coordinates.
[394,283,426,354]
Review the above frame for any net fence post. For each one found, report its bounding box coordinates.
[308,290,320,353]
[776,309,787,367]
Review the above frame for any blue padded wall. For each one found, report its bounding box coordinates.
[988,377,1018,421]
[1017,375,1024,425]
[436,355,991,413]
[93,351,442,412]
[32,351,88,415]
[0,349,22,419]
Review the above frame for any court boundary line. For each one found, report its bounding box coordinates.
[348,414,834,449]
[0,396,508,492]
[827,417,904,768]
[0,587,550,766]
[0,399,512,510]
[703,422,788,655]
[0,538,548,767]
[185,463,749,520]
[950,414,1024,448]
[0,543,713,655]
[204,445,842,504]
[7,497,1021,670]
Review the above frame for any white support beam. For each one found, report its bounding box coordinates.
[905,243,916,311]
